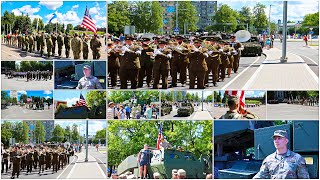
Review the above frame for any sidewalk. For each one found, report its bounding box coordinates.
[190,111,213,120]
[66,151,106,179]
[242,48,318,90]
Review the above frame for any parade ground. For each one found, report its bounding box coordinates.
[1,105,53,119]
[267,103,319,120]
[2,74,54,90]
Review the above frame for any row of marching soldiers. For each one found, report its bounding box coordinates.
[108,35,243,89]
[3,31,103,60]
[1,143,75,179]
[5,70,53,81]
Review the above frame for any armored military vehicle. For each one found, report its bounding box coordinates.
[117,148,212,179]
[161,103,172,116]
[177,102,194,117]
[241,36,262,57]
[55,104,106,119]
[214,120,319,179]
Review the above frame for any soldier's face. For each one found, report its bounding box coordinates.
[83,68,91,77]
[273,136,288,149]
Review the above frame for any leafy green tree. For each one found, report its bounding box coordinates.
[94,128,106,144]
[252,3,268,31]
[35,121,45,143]
[66,24,73,33]
[32,18,44,31]
[86,91,106,107]
[176,91,183,102]
[172,1,198,33]
[1,11,15,33]
[52,124,65,142]
[64,126,71,142]
[237,6,252,31]
[1,121,13,147]
[71,124,80,143]
[108,1,131,35]
[208,4,238,32]
[302,12,319,27]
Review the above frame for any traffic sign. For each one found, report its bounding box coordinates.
[309,31,314,35]
[174,27,179,32]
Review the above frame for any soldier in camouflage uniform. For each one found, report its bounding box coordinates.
[51,33,57,56]
[46,35,53,58]
[219,96,244,119]
[253,130,310,179]
[71,33,82,59]
[90,34,102,59]
[82,33,89,59]
[64,34,71,58]
[39,32,46,57]
[57,32,64,57]
[28,34,34,53]
[76,65,103,89]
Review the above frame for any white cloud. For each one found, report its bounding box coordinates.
[89,6,100,15]
[39,1,63,10]
[72,4,79,11]
[45,11,81,26]
[45,96,51,99]
[12,5,41,21]
[65,97,79,107]
[17,91,27,95]
[43,90,52,95]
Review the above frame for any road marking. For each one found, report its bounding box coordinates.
[221,56,261,90]
[290,52,318,65]
[66,161,77,179]
[95,160,107,178]
[56,155,77,179]
[1,49,21,59]
[303,63,319,84]
[241,63,264,90]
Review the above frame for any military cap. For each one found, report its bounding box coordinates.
[175,35,184,40]
[272,130,288,139]
[142,37,151,41]
[125,36,134,41]
[193,39,201,44]
[83,65,91,70]
[177,169,186,177]
[158,39,167,44]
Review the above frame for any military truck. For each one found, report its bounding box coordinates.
[214,120,319,179]
[241,36,262,57]
[117,148,212,179]
[177,102,194,117]
[56,61,106,89]
[161,102,172,116]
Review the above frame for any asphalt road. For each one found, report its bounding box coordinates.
[1,155,78,179]
[1,42,107,60]
[267,103,319,120]
[1,74,53,90]
[1,105,53,119]
[161,103,213,119]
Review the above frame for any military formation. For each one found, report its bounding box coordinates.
[1,143,75,179]
[108,34,243,89]
[4,70,52,82]
[3,32,103,60]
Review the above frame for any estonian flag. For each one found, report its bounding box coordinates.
[49,13,57,24]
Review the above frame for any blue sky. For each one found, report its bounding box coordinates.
[3,90,53,100]
[218,90,266,98]
[218,1,319,23]
[55,120,106,136]
[54,90,89,107]
[1,1,106,28]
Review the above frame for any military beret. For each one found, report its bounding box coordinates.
[272,130,288,139]
[158,39,167,44]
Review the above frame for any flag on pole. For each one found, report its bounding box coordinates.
[80,6,97,34]
[77,94,87,107]
[49,13,57,24]
[225,91,245,114]
[156,124,163,150]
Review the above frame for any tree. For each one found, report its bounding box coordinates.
[12,122,29,143]
[94,128,106,144]
[32,18,44,32]
[86,91,106,107]
[64,126,71,142]
[1,11,15,34]
[252,3,268,31]
[66,24,73,33]
[208,4,238,32]
[1,121,13,147]
[176,91,183,102]
[108,1,131,35]
[302,12,319,27]
[35,121,45,143]
[13,15,31,34]
[1,91,10,104]
[237,6,252,31]
[52,124,65,142]
[71,124,80,143]
[172,1,199,33]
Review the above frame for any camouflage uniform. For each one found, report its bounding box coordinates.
[46,36,53,58]
[64,34,71,58]
[51,33,57,55]
[71,33,82,59]
[28,35,34,53]
[90,35,102,59]
[57,33,64,57]
[219,110,243,119]
[82,35,89,60]
[76,75,103,89]
[253,150,309,179]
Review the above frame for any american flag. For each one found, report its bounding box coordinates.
[225,91,245,114]
[156,124,163,150]
[77,94,87,107]
[80,6,97,34]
